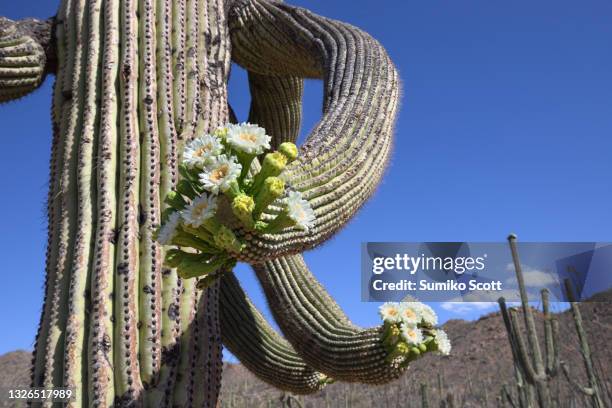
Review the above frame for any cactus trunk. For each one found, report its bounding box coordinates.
[30,0,229,405]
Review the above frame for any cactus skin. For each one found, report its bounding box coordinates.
[254,255,409,384]
[230,0,399,263]
[2,0,406,405]
[219,272,328,395]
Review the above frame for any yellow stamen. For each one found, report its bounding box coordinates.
[239,132,258,143]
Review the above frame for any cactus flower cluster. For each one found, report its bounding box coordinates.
[156,122,313,286]
[379,302,451,365]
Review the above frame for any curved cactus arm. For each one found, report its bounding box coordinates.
[0,16,56,102]
[247,72,304,148]
[253,254,408,384]
[219,272,329,395]
[229,0,399,263]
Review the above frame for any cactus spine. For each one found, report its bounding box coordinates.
[1,0,411,406]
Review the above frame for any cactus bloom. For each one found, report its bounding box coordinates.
[181,193,218,228]
[182,134,223,168]
[285,191,315,231]
[199,154,242,194]
[433,329,452,355]
[400,324,424,346]
[227,122,271,155]
[399,304,420,325]
[379,302,402,323]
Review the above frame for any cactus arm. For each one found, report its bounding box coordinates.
[0,16,56,102]
[253,254,408,384]
[219,272,328,394]
[541,289,559,377]
[229,0,399,262]
[507,308,547,384]
[247,72,304,148]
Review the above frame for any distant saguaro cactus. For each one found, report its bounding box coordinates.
[499,235,560,408]
[0,0,439,406]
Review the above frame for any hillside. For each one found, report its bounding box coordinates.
[1,295,610,407]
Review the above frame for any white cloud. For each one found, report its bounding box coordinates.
[440,302,497,314]
[505,263,558,287]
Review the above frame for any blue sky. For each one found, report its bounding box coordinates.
[1,0,611,355]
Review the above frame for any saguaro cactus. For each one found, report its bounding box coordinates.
[498,235,560,408]
[0,0,444,406]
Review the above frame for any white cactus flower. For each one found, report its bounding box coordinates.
[285,191,315,231]
[181,193,218,228]
[379,302,402,323]
[416,303,438,326]
[434,329,451,355]
[400,324,424,346]
[399,303,420,325]
[199,155,242,194]
[157,212,181,245]
[226,122,271,155]
[182,134,223,168]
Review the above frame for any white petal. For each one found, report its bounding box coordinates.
[226,122,271,155]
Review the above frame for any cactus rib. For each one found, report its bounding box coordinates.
[254,254,408,384]
[247,72,304,148]
[229,0,399,263]
[219,272,328,395]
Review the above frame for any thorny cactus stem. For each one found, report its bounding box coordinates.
[230,0,399,263]
[219,272,329,395]
[1,0,409,405]
[254,255,410,384]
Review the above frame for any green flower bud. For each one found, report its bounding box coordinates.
[213,126,229,140]
[385,342,410,363]
[382,324,401,347]
[418,343,428,352]
[410,347,421,357]
[250,152,288,194]
[253,177,285,219]
[278,142,298,163]
[213,225,243,253]
[232,194,255,228]
[262,151,287,175]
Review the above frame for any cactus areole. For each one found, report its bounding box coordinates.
[0,0,451,406]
